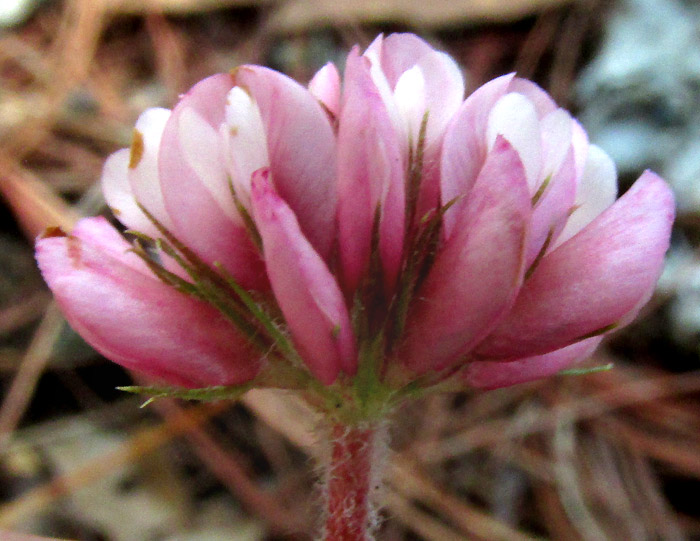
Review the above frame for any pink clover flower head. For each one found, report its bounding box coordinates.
[36,33,674,403]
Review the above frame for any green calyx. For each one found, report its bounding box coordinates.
[121,205,411,422]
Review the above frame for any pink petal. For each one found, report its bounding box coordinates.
[570,119,590,181]
[400,137,531,374]
[369,33,437,88]
[391,50,464,149]
[158,74,266,289]
[101,149,157,237]
[178,106,237,218]
[337,50,405,293]
[477,171,675,359]
[539,108,572,178]
[393,65,426,142]
[233,66,337,259]
[364,34,464,221]
[36,217,261,388]
[102,109,174,239]
[412,50,464,146]
[464,337,602,390]
[251,169,356,384]
[308,62,341,117]
[128,107,174,231]
[410,49,464,218]
[556,144,618,246]
[525,149,577,266]
[508,77,558,117]
[440,73,515,238]
[222,86,270,210]
[487,92,542,191]
[363,41,404,139]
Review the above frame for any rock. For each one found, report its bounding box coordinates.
[576,0,700,216]
[657,247,700,350]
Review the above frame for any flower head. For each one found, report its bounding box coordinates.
[36,33,674,412]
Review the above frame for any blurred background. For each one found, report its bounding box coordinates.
[0,0,699,539]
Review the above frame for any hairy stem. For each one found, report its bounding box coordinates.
[323,422,386,540]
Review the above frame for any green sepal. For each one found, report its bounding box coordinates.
[136,204,211,274]
[575,322,618,341]
[390,195,457,344]
[128,241,206,300]
[190,275,264,348]
[214,262,304,367]
[134,203,269,352]
[525,226,554,280]
[227,177,262,250]
[559,363,614,376]
[405,111,430,231]
[531,173,552,206]
[117,382,254,405]
[124,230,156,243]
[353,331,385,409]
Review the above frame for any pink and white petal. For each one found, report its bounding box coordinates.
[128,107,174,231]
[114,109,200,281]
[233,66,337,259]
[159,75,266,289]
[372,33,437,88]
[407,52,463,219]
[556,145,618,246]
[487,93,542,191]
[539,108,572,178]
[337,51,404,293]
[526,149,577,266]
[36,217,261,388]
[251,170,356,384]
[393,65,426,144]
[462,73,516,139]
[477,171,674,360]
[391,48,464,150]
[102,149,157,236]
[223,86,270,209]
[308,62,341,117]
[363,33,384,69]
[508,78,558,116]
[178,107,238,219]
[400,137,531,374]
[360,38,406,143]
[440,74,516,238]
[102,151,187,280]
[68,217,152,273]
[413,50,464,147]
[465,337,602,390]
[570,119,589,181]
[176,72,233,125]
[363,45,404,138]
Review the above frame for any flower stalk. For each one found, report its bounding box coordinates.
[324,422,386,541]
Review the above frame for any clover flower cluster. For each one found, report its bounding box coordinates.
[37,34,673,417]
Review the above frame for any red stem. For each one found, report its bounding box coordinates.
[324,423,379,541]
